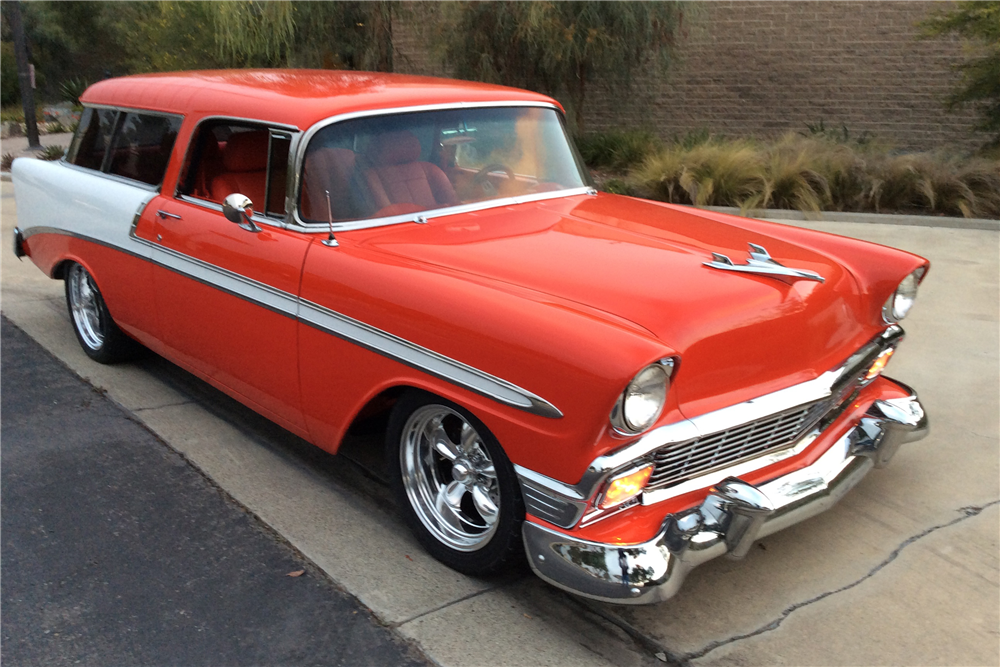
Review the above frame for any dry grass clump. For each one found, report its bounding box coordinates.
[865,153,1000,218]
[632,138,764,208]
[624,133,1000,219]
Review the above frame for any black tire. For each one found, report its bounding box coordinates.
[64,262,141,364]
[386,390,525,576]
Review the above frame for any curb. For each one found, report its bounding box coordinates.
[701,205,999,232]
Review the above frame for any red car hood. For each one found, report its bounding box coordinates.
[356,193,876,417]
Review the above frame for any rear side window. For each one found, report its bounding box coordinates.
[67,108,118,170]
[67,107,182,188]
[107,113,182,186]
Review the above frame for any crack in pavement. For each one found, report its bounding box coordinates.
[681,500,1000,662]
[389,586,498,629]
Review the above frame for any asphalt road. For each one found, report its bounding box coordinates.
[0,316,428,667]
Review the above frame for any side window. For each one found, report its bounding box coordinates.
[106,112,182,186]
[178,120,290,218]
[67,107,118,170]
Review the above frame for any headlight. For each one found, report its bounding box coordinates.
[611,362,671,434]
[883,268,925,323]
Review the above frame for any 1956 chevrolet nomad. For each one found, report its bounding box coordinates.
[12,70,929,604]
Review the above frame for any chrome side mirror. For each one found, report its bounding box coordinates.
[222,193,261,232]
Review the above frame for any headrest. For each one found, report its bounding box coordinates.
[223,131,269,172]
[367,131,422,167]
[308,147,356,175]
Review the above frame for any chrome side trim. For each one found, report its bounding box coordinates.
[522,388,928,604]
[13,226,25,258]
[289,186,596,234]
[298,299,562,419]
[19,226,147,262]
[79,102,187,120]
[175,195,287,231]
[140,237,300,317]
[126,228,560,419]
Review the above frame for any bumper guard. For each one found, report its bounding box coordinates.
[522,392,928,604]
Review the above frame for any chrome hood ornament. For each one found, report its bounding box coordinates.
[704,243,825,283]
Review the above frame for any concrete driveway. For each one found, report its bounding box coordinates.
[2,179,997,666]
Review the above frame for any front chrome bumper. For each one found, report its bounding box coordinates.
[522,390,928,605]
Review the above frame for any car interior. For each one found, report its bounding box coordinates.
[179,108,585,225]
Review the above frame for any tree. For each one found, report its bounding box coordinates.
[921,1,1000,146]
[436,1,683,131]
[102,2,223,74]
[212,1,397,71]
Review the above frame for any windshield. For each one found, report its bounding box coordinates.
[299,106,589,224]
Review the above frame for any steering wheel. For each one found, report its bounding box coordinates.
[471,163,516,197]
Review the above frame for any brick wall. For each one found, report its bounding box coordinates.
[393,1,984,151]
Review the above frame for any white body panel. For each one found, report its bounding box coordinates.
[12,159,155,260]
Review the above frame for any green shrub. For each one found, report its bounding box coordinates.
[1,105,45,124]
[39,145,66,161]
[1,44,19,108]
[58,77,89,107]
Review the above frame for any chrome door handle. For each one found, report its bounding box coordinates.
[157,210,182,220]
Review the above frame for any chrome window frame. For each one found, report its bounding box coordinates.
[287,101,596,234]
[265,130,293,218]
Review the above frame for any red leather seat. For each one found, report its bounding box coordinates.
[210,131,269,208]
[301,147,358,221]
[362,132,457,216]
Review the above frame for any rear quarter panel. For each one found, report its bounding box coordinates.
[12,158,158,342]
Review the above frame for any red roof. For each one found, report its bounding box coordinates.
[80,70,560,130]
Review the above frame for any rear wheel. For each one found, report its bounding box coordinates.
[65,262,139,364]
[387,391,525,575]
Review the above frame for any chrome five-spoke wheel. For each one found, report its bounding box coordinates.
[388,391,524,575]
[64,262,138,364]
[67,263,107,352]
[400,405,500,551]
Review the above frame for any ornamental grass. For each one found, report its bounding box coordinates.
[614,133,1000,219]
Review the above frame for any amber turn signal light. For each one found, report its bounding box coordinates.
[865,348,895,381]
[599,464,655,510]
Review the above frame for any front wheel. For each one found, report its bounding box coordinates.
[387,391,525,576]
[65,262,139,364]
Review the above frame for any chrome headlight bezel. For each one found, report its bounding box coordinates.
[610,360,674,435]
[882,267,926,324]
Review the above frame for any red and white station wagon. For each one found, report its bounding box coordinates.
[12,70,929,604]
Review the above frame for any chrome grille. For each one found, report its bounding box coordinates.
[647,399,831,490]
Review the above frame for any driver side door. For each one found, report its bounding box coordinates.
[148,120,311,435]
